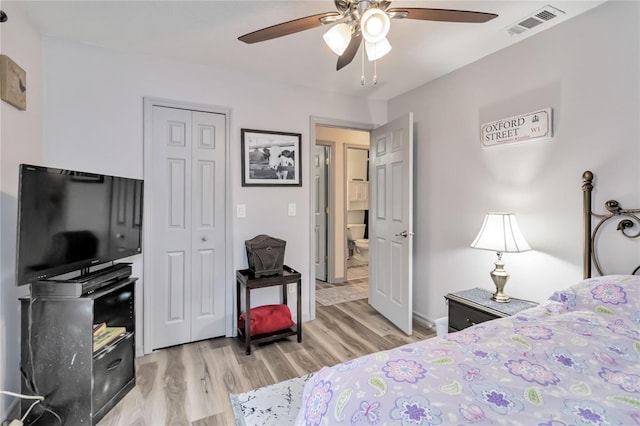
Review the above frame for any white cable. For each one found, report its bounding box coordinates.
[0,391,43,401]
[20,399,41,421]
[0,390,44,425]
[28,296,39,396]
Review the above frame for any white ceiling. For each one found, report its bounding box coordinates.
[10,0,606,100]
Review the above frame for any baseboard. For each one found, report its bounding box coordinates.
[412,311,435,330]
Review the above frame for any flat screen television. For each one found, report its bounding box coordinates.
[16,164,143,286]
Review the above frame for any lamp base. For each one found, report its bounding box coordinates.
[491,290,510,303]
[490,252,510,303]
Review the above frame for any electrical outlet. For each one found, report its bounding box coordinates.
[288,283,295,293]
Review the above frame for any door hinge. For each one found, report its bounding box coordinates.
[325,207,329,215]
[325,255,328,262]
[325,158,329,166]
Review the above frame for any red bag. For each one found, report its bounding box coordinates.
[238,304,294,336]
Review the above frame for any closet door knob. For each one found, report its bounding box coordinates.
[202,236,208,242]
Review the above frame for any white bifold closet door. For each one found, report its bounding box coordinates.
[150,106,226,350]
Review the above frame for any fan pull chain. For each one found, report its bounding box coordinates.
[373,58,378,85]
[372,42,378,85]
[360,46,365,86]
[360,43,381,86]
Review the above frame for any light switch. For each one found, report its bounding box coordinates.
[288,203,296,216]
[237,204,246,218]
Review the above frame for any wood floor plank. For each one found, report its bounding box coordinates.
[324,303,403,351]
[99,358,164,425]
[98,281,436,426]
[314,305,379,354]
[303,318,362,361]
[183,342,216,421]
[203,346,247,420]
[192,412,230,426]
[137,351,169,425]
[256,343,302,382]
[163,345,189,426]
[202,346,242,394]
[293,328,342,367]
[283,346,323,375]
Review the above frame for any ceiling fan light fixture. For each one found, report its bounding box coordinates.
[323,22,352,55]
[365,38,392,61]
[361,8,390,43]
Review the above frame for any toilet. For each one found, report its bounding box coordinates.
[347,223,369,260]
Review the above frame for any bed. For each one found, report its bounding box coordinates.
[295,171,640,425]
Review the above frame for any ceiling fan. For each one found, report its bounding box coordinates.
[238,1,498,72]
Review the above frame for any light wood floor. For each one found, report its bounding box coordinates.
[98,287,435,426]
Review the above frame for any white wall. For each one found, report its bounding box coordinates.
[388,1,640,323]
[0,2,43,419]
[40,38,386,339]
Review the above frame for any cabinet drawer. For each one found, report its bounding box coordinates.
[448,301,499,331]
[93,332,135,413]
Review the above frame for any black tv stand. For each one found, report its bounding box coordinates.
[31,263,132,297]
[21,275,137,424]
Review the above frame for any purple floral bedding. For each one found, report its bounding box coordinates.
[295,275,640,425]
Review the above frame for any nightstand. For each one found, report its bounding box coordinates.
[444,288,537,332]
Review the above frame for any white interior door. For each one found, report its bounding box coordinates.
[190,111,227,341]
[369,113,414,335]
[314,146,328,281]
[150,105,226,350]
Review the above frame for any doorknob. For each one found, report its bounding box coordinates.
[394,230,414,238]
[202,236,208,242]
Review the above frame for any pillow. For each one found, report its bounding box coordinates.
[238,304,294,336]
[546,274,639,318]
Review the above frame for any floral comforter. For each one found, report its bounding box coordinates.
[295,275,640,425]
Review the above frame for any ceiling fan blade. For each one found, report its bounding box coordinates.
[239,12,341,44]
[386,8,498,23]
[337,31,362,71]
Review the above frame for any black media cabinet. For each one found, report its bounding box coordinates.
[20,276,136,425]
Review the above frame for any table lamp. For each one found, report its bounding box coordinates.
[470,213,531,302]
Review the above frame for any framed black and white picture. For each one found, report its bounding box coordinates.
[241,128,302,187]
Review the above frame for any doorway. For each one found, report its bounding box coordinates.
[313,123,370,310]
[309,114,415,335]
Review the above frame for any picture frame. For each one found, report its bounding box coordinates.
[241,128,302,187]
[0,54,27,111]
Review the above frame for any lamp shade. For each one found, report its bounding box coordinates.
[361,8,390,43]
[365,38,392,61]
[470,213,531,253]
[323,23,351,56]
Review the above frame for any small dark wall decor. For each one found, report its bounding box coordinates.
[0,54,26,110]
[241,128,302,186]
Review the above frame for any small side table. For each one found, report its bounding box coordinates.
[236,265,302,355]
[445,287,537,332]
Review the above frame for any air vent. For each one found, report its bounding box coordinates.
[506,5,565,36]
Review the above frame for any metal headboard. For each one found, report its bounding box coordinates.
[582,170,640,278]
